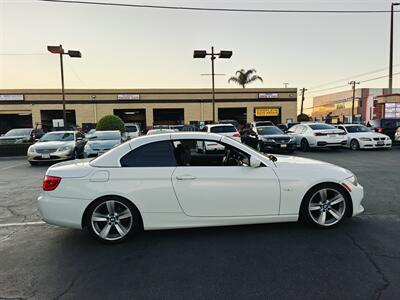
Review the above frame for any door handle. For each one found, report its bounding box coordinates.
[176,175,197,180]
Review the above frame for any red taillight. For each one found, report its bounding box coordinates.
[232,133,241,137]
[378,127,383,133]
[43,175,61,191]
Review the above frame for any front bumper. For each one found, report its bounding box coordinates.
[341,179,364,217]
[28,150,74,162]
[38,192,91,229]
[358,139,392,149]
[260,141,296,152]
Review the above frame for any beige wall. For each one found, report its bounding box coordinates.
[0,88,297,128]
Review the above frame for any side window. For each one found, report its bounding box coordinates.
[338,126,346,132]
[120,141,176,167]
[172,139,250,167]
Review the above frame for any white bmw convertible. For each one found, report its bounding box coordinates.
[38,132,364,244]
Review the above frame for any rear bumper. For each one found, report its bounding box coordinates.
[38,193,91,229]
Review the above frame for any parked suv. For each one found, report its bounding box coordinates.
[288,123,346,151]
[367,118,400,141]
[0,128,44,144]
[123,123,141,140]
[27,131,86,165]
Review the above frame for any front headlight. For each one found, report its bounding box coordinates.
[57,146,73,152]
[347,175,358,186]
[359,138,372,141]
[28,146,36,153]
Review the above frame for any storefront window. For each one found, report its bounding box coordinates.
[385,103,400,118]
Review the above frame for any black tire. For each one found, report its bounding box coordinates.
[300,139,310,152]
[299,183,350,228]
[350,139,360,151]
[85,196,142,244]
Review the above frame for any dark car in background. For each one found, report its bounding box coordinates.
[241,125,296,153]
[0,128,44,144]
[367,118,400,141]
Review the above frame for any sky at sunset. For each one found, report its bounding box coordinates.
[1,0,400,110]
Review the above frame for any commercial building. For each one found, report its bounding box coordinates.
[311,88,400,124]
[0,88,297,133]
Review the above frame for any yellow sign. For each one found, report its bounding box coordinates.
[255,108,279,117]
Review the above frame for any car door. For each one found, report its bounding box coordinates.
[171,139,280,217]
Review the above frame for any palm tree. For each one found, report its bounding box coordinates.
[228,69,263,88]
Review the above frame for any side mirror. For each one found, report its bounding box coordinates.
[250,156,261,168]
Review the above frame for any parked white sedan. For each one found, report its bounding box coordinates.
[335,124,392,150]
[197,124,241,153]
[38,132,364,244]
[288,123,347,151]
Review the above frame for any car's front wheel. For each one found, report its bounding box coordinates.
[86,197,142,244]
[300,183,349,228]
[350,139,360,151]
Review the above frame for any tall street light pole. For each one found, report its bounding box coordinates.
[389,3,400,94]
[194,47,232,123]
[349,80,360,123]
[47,45,82,129]
[300,88,307,115]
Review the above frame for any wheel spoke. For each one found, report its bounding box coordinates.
[328,208,341,220]
[114,223,128,236]
[92,213,108,222]
[309,204,321,211]
[118,209,132,220]
[106,201,115,214]
[319,189,328,202]
[99,223,112,239]
[329,195,344,206]
[318,211,326,225]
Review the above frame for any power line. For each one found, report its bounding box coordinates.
[0,53,47,56]
[308,64,400,90]
[38,0,400,13]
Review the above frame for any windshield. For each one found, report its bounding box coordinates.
[210,125,236,133]
[125,126,137,132]
[257,126,284,135]
[40,132,74,142]
[309,124,336,130]
[89,132,121,140]
[5,129,32,136]
[345,125,371,133]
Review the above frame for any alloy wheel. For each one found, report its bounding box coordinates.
[350,140,359,150]
[308,188,346,226]
[91,200,133,241]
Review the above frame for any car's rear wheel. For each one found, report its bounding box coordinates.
[300,139,309,152]
[86,197,142,244]
[350,139,360,151]
[300,183,349,228]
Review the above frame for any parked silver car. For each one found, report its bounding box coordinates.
[84,130,122,157]
[27,131,86,165]
[0,128,43,144]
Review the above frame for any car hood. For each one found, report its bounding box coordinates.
[271,155,353,180]
[0,135,29,140]
[349,132,388,138]
[259,134,290,139]
[86,139,120,149]
[33,141,75,149]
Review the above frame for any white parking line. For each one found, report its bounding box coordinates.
[0,221,46,228]
[1,162,27,170]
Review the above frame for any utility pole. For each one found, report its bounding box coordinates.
[300,88,307,115]
[389,3,400,93]
[349,81,360,123]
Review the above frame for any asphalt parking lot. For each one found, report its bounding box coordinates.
[0,147,399,299]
